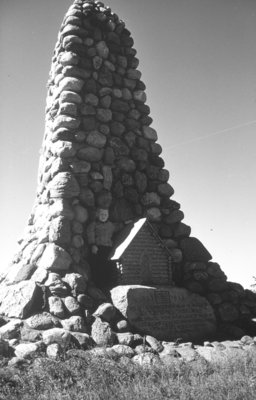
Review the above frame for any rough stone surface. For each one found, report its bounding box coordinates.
[61,316,87,332]
[38,244,72,272]
[0,320,22,340]
[111,285,216,341]
[42,328,71,348]
[93,303,117,322]
[1,0,255,343]
[71,332,92,349]
[15,342,42,359]
[0,281,39,319]
[46,343,62,359]
[91,317,116,346]
[64,296,81,315]
[48,296,65,318]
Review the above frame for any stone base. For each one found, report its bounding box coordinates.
[111,285,216,341]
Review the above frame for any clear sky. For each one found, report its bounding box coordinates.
[0,0,256,288]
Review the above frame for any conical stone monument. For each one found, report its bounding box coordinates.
[1,0,256,350]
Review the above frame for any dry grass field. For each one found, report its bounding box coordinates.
[0,346,256,400]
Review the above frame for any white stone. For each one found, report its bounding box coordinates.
[0,320,22,340]
[48,296,65,318]
[132,353,161,366]
[63,273,87,295]
[51,141,76,158]
[59,51,79,66]
[0,281,38,319]
[53,115,80,131]
[38,243,72,272]
[64,296,81,315]
[42,328,71,348]
[15,342,42,359]
[50,199,75,220]
[111,344,135,358]
[59,77,84,93]
[59,90,82,104]
[48,172,80,198]
[46,343,61,359]
[25,312,60,330]
[61,316,86,332]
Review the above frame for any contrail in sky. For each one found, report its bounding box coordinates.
[166,120,256,150]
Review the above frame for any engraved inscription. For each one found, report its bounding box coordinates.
[112,286,216,341]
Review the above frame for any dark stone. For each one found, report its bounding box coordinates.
[104,147,116,165]
[121,173,133,186]
[135,171,147,193]
[98,67,113,86]
[150,155,165,168]
[165,210,184,224]
[207,293,222,305]
[90,181,103,193]
[174,223,191,238]
[77,147,103,162]
[141,115,153,125]
[159,224,173,238]
[110,121,125,136]
[82,117,96,131]
[137,138,150,151]
[180,237,212,262]
[109,137,129,158]
[84,78,98,94]
[125,118,140,130]
[113,112,125,122]
[124,131,136,147]
[124,188,139,203]
[111,99,130,113]
[184,281,205,295]
[131,148,148,162]
[110,199,134,222]
[208,279,229,292]
[113,73,123,87]
[218,303,240,322]
[113,181,124,198]
[117,158,136,172]
[146,165,160,180]
[137,103,150,115]
[79,188,95,207]
[96,190,112,208]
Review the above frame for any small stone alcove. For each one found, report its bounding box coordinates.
[109,218,173,286]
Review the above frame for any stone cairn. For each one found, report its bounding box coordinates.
[1,0,256,362]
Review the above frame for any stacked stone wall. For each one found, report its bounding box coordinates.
[0,0,256,339]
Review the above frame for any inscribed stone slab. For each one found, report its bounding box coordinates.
[111,285,216,341]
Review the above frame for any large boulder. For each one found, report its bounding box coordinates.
[0,281,40,318]
[111,285,216,341]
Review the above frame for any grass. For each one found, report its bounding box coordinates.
[0,348,256,400]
